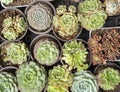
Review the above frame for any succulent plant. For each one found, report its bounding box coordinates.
[47,65,73,92]
[53,5,79,40]
[2,16,26,40]
[27,2,53,32]
[0,72,18,92]
[62,40,88,72]
[34,39,59,65]
[97,67,120,90]
[71,71,98,92]
[0,42,29,65]
[1,0,13,4]
[16,61,46,92]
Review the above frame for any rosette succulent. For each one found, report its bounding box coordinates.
[53,5,79,40]
[1,0,13,4]
[16,61,46,92]
[0,42,29,65]
[2,16,26,40]
[0,72,18,92]
[71,71,98,92]
[47,65,73,92]
[97,67,120,90]
[62,40,88,72]
[27,2,53,32]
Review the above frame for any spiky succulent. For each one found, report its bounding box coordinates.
[0,72,18,92]
[1,0,13,4]
[16,61,46,92]
[71,71,98,92]
[47,65,73,92]
[53,5,79,40]
[97,67,120,90]
[34,39,59,65]
[0,42,29,65]
[62,40,88,72]
[2,16,26,40]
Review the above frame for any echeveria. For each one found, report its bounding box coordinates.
[16,61,46,92]
[1,0,13,4]
[0,72,18,92]
[47,65,73,92]
[62,40,88,72]
[71,71,98,92]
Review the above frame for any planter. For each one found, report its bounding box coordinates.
[0,40,30,66]
[30,34,62,66]
[0,8,28,41]
[53,5,82,42]
[88,27,120,65]
[94,63,120,92]
[25,0,55,34]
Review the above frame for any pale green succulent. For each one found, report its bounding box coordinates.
[71,71,98,92]
[16,61,46,92]
[56,5,67,15]
[62,40,88,72]
[0,72,18,92]
[1,0,13,4]
[1,42,29,65]
[97,67,120,90]
[47,65,73,92]
[2,16,26,40]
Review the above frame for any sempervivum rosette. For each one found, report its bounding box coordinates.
[0,72,18,92]
[16,61,46,92]
[71,71,98,92]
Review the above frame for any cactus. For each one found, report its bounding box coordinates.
[1,0,13,4]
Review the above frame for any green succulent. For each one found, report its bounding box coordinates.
[56,5,67,15]
[53,5,79,40]
[47,65,73,92]
[16,61,46,92]
[62,40,88,72]
[1,42,29,65]
[71,71,98,92]
[1,0,13,4]
[0,72,18,92]
[97,67,120,90]
[2,16,26,40]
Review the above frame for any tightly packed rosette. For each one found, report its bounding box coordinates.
[16,61,46,92]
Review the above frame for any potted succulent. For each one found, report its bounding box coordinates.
[78,0,107,31]
[62,39,90,72]
[25,0,55,34]
[16,61,46,92]
[88,27,120,65]
[71,71,98,92]
[0,8,28,40]
[0,41,30,66]
[46,65,73,92]
[94,63,120,91]
[30,34,62,66]
[53,5,82,41]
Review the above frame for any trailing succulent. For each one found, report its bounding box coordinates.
[16,61,46,92]
[47,65,73,92]
[27,2,53,32]
[0,72,18,92]
[53,5,79,40]
[62,40,88,72]
[71,71,98,92]
[2,16,26,40]
[97,67,120,90]
[1,0,13,4]
[78,0,107,31]
[34,39,59,65]
[0,42,29,65]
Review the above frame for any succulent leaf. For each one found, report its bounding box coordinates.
[1,0,13,4]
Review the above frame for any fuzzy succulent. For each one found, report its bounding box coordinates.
[0,42,29,65]
[16,61,46,92]
[53,5,79,40]
[1,0,13,4]
[2,16,26,40]
[78,0,107,31]
[0,72,18,92]
[27,2,53,32]
[62,40,88,72]
[34,39,59,65]
[97,67,120,90]
[71,71,98,92]
[47,65,73,92]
